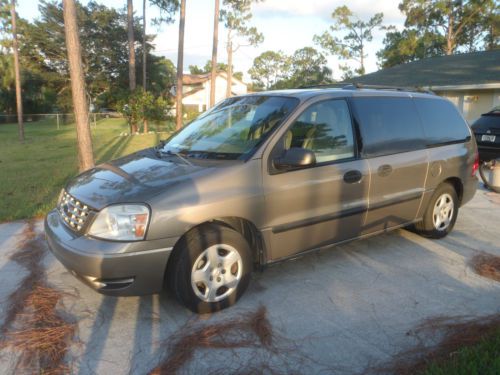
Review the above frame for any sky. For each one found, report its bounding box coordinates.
[17,0,406,81]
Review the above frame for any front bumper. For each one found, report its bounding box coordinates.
[44,209,176,296]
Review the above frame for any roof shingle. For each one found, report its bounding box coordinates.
[349,50,500,88]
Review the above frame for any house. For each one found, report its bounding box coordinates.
[349,50,500,122]
[181,72,247,112]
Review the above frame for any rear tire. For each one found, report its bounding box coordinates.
[413,183,458,239]
[166,223,252,314]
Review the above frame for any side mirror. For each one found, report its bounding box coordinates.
[274,147,316,170]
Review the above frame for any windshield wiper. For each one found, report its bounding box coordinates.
[186,150,241,160]
[157,148,193,166]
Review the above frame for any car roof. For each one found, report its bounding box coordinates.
[483,107,500,116]
[246,86,440,102]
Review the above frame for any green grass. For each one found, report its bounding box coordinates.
[421,330,500,375]
[0,118,173,222]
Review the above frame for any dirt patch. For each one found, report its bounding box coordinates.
[0,221,45,334]
[4,284,76,374]
[0,220,76,374]
[369,314,500,375]
[470,252,500,282]
[150,306,274,374]
[149,305,316,375]
[485,192,500,205]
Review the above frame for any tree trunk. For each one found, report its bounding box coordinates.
[63,0,95,172]
[142,0,148,133]
[127,0,137,133]
[359,44,365,75]
[446,37,454,55]
[359,26,365,76]
[142,0,147,91]
[226,32,232,99]
[10,0,24,142]
[127,0,136,91]
[446,13,454,55]
[175,0,186,131]
[487,24,494,50]
[209,0,220,107]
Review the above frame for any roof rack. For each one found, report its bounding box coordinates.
[348,83,435,94]
[297,82,435,95]
[298,83,349,89]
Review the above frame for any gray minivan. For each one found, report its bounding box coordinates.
[45,86,478,313]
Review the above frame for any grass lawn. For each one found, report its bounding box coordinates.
[0,118,173,222]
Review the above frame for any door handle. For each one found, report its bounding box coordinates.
[344,170,362,184]
[378,164,393,177]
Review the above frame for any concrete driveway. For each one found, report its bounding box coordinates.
[1,186,500,374]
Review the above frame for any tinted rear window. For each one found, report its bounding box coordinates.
[414,98,470,146]
[472,114,500,132]
[351,97,425,157]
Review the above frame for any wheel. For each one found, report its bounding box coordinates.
[166,223,252,313]
[413,183,458,239]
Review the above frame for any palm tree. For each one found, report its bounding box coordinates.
[62,0,94,171]
[209,0,220,107]
[175,0,186,130]
[10,0,24,142]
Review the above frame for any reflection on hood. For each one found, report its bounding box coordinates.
[65,149,208,209]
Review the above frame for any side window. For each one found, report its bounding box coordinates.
[284,99,355,163]
[351,97,425,158]
[414,98,471,146]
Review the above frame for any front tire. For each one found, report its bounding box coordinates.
[413,183,459,239]
[166,223,252,313]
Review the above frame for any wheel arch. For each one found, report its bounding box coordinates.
[168,217,267,271]
[442,176,463,204]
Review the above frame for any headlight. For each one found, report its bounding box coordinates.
[88,204,150,241]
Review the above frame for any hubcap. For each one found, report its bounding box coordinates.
[191,244,243,303]
[432,193,454,231]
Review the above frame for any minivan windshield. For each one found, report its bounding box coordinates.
[161,96,298,160]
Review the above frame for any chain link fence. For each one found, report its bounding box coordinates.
[0,112,177,136]
[0,112,127,129]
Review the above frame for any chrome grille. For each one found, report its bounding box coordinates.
[58,190,92,231]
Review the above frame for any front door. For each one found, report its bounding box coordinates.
[262,99,369,261]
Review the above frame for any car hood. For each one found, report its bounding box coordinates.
[65,148,209,210]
